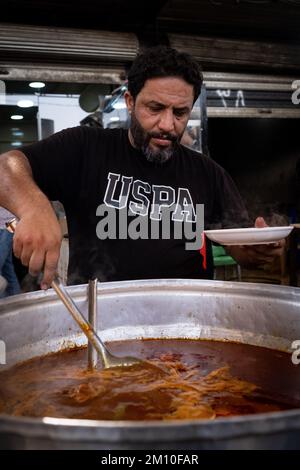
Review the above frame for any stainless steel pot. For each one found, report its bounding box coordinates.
[1,279,300,450]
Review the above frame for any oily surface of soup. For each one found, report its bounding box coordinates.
[0,339,299,420]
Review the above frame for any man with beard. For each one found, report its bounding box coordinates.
[0,46,283,288]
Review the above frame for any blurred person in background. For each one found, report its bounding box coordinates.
[0,207,21,297]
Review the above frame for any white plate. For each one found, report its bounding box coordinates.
[204,226,293,245]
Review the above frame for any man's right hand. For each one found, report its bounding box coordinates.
[0,150,63,288]
[12,210,62,289]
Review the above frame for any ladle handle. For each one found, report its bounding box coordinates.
[88,279,98,370]
[51,277,110,367]
[6,217,111,368]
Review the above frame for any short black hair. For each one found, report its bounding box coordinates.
[127,46,203,104]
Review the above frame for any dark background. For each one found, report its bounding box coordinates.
[2,0,300,44]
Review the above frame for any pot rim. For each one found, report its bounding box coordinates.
[1,408,300,442]
[1,278,300,313]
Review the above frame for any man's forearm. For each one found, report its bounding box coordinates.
[0,150,62,288]
[0,150,53,217]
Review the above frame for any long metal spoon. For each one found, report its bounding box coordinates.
[7,218,141,369]
[51,277,141,369]
[88,278,98,370]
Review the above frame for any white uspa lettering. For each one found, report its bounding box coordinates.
[0,340,6,365]
[291,80,300,105]
[291,340,300,365]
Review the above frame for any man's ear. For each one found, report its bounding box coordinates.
[124,90,134,114]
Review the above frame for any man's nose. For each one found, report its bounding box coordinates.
[158,109,175,134]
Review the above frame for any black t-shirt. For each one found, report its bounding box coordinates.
[22,126,249,284]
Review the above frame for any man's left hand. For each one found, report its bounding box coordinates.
[225,217,286,269]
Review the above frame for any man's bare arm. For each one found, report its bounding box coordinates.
[0,150,62,288]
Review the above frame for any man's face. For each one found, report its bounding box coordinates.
[125,77,194,163]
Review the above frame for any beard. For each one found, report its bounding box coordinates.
[130,111,181,164]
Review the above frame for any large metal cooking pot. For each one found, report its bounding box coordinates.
[1,279,300,450]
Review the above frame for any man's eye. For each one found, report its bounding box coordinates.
[174,110,186,117]
[149,106,162,112]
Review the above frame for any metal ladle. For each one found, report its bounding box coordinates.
[6,218,141,369]
[51,277,141,369]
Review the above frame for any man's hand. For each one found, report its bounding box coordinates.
[0,150,63,289]
[13,208,62,289]
[225,216,285,269]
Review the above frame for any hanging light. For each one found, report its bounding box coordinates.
[10,115,24,120]
[12,130,24,137]
[17,99,34,108]
[29,82,45,89]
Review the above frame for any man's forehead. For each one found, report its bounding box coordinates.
[138,76,194,105]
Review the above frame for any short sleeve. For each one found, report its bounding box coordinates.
[21,126,88,204]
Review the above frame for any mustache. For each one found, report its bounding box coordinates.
[149,132,178,142]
